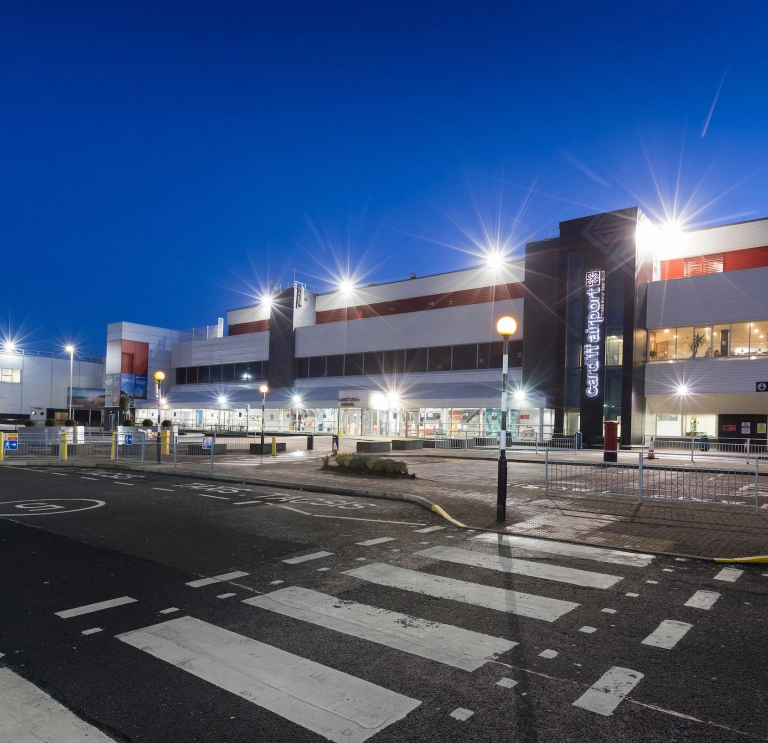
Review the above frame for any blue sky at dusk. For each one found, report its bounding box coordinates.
[2,0,767,356]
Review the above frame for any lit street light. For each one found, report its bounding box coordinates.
[154,370,165,462]
[65,345,75,421]
[260,384,268,452]
[496,316,517,522]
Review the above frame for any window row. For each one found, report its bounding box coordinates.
[296,341,523,379]
[175,361,268,384]
[0,368,21,384]
[649,321,768,360]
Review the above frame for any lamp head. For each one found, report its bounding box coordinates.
[259,384,268,394]
[496,316,517,337]
[153,370,165,382]
[65,344,75,354]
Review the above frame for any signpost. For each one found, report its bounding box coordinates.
[124,434,133,446]
[4,433,18,451]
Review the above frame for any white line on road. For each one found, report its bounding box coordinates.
[186,570,249,587]
[283,551,334,564]
[160,608,179,614]
[413,526,446,534]
[245,586,517,671]
[641,620,693,649]
[113,481,134,486]
[450,708,474,721]
[81,628,102,635]
[275,504,313,514]
[572,666,644,716]
[234,500,264,505]
[214,571,248,581]
[52,473,67,476]
[80,477,98,480]
[152,488,175,492]
[344,563,579,622]
[55,596,138,619]
[684,591,721,610]
[415,546,623,589]
[539,649,558,658]
[197,494,229,499]
[0,668,116,742]
[713,567,743,582]
[496,678,517,688]
[117,616,421,743]
[472,533,654,567]
[217,593,236,599]
[187,577,219,587]
[356,538,396,546]
[314,515,426,525]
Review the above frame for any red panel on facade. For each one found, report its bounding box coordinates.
[723,245,768,272]
[316,281,525,325]
[120,341,148,375]
[229,319,270,336]
[660,259,684,280]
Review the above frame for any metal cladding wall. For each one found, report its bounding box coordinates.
[171,333,270,367]
[266,287,296,390]
[521,238,562,413]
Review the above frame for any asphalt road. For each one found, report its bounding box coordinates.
[0,466,766,742]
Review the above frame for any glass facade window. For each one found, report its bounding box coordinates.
[675,327,693,359]
[731,322,750,356]
[605,336,623,366]
[326,354,344,377]
[713,324,729,357]
[345,353,364,375]
[693,326,712,358]
[200,366,211,383]
[175,362,265,384]
[0,368,21,383]
[363,352,383,376]
[176,367,187,384]
[382,350,404,375]
[650,319,768,358]
[309,356,326,378]
[405,348,427,373]
[221,364,235,383]
[751,321,768,355]
[452,344,477,371]
[427,346,451,372]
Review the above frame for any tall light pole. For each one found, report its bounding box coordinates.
[154,371,165,462]
[260,384,268,451]
[65,345,75,421]
[496,316,517,522]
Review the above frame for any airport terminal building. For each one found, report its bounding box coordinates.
[108,207,768,447]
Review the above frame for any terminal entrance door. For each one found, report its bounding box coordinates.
[340,408,360,436]
[406,410,419,437]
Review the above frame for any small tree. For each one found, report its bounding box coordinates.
[122,418,134,426]
[64,419,76,427]
[24,419,36,427]
[161,419,173,428]
[119,394,131,423]
[690,333,707,358]
[45,419,56,426]
[142,419,154,427]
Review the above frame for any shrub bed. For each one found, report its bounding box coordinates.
[321,453,413,478]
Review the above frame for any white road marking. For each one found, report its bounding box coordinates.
[450,708,474,721]
[580,626,597,634]
[317,567,331,572]
[662,569,674,572]
[344,564,579,622]
[234,500,263,505]
[217,593,236,599]
[641,620,693,649]
[276,504,312,514]
[0,667,115,742]
[113,482,134,486]
[314,515,426,525]
[684,591,721,610]
[246,586,517,671]
[80,477,98,480]
[52,473,67,476]
[187,577,219,587]
[153,488,175,492]
[269,580,285,585]
[496,678,517,688]
[625,592,639,597]
[117,616,421,743]
[472,533,654,567]
[283,551,334,564]
[81,627,102,635]
[601,608,617,614]
[55,596,137,618]
[714,567,743,582]
[214,571,248,581]
[539,649,558,658]
[646,580,658,584]
[356,537,396,546]
[198,493,229,499]
[572,666,644,716]
[415,546,623,589]
[413,526,446,534]
[160,607,179,614]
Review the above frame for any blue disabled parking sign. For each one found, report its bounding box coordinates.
[124,434,133,445]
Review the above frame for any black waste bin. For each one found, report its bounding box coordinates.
[307,434,314,451]
[699,434,709,452]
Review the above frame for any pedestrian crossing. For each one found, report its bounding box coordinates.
[36,533,723,739]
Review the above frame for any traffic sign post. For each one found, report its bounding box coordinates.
[125,434,133,446]
[4,433,18,451]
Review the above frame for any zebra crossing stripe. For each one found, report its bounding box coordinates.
[343,563,579,622]
[471,534,654,567]
[641,620,693,649]
[414,546,623,589]
[684,591,720,610]
[245,587,517,671]
[117,616,420,743]
[572,667,644,716]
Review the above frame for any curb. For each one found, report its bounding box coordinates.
[8,459,768,563]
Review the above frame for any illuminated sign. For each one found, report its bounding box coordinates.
[584,270,605,399]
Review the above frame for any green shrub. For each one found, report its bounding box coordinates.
[64,419,76,427]
[321,455,330,470]
[334,452,351,468]
[142,419,154,427]
[373,458,409,475]
[24,419,36,427]
[45,419,57,427]
[161,419,173,428]
[122,419,134,427]
[349,454,377,470]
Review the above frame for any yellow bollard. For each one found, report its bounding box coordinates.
[111,432,117,460]
[60,431,68,461]
[0,433,4,462]
[271,436,277,457]
[160,428,170,455]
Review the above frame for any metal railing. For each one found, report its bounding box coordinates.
[434,431,577,451]
[644,436,768,462]
[545,450,765,511]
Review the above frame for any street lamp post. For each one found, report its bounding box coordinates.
[154,371,165,462]
[496,316,517,522]
[259,384,268,452]
[65,345,75,421]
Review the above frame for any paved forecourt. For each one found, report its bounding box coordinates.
[0,466,766,742]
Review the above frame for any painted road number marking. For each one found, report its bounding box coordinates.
[572,667,644,716]
[117,616,421,743]
[246,586,517,671]
[0,499,105,516]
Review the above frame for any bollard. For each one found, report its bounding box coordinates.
[647,436,655,460]
[638,451,644,504]
[160,428,170,456]
[271,436,277,457]
[60,431,68,461]
[332,434,339,456]
[307,434,314,451]
[0,433,4,462]
[111,432,117,460]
